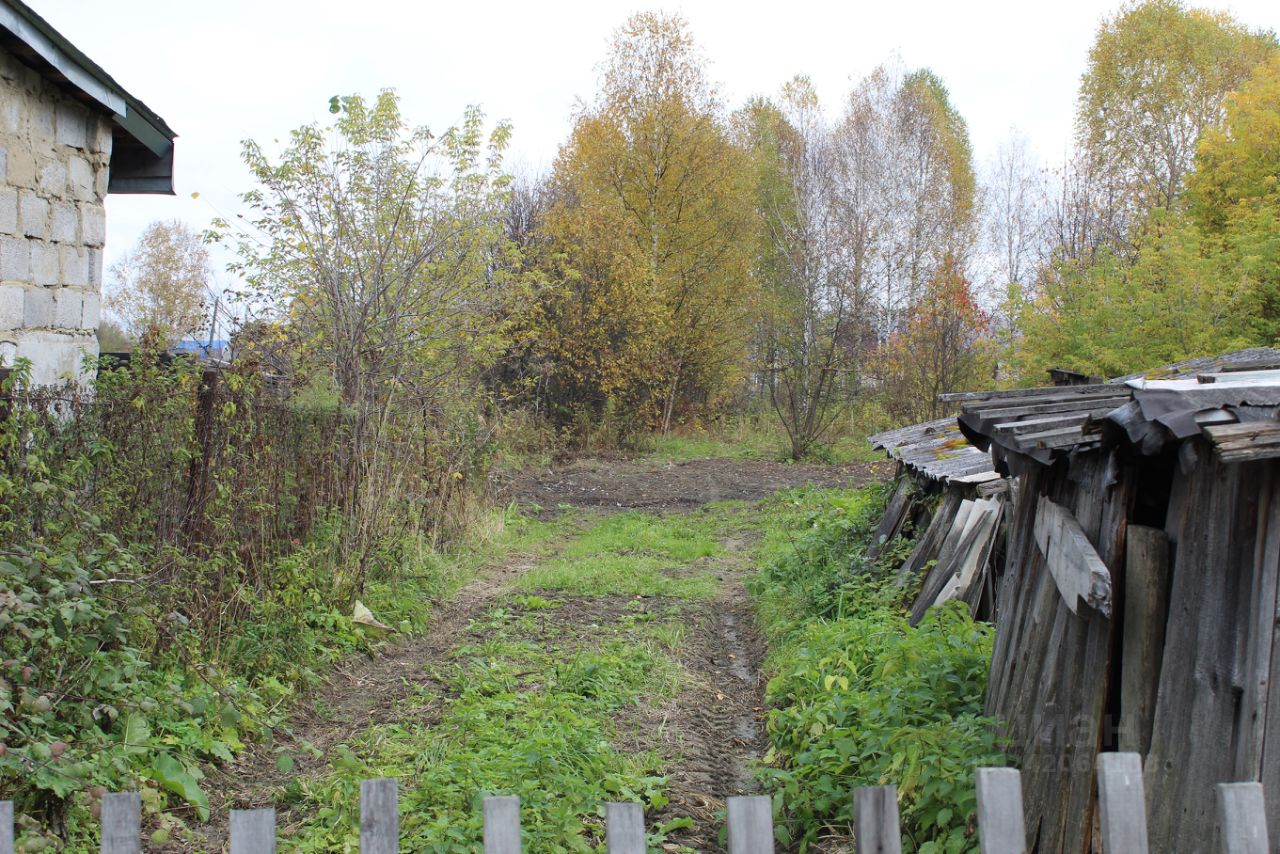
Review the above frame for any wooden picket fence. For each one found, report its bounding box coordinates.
[0,753,1271,852]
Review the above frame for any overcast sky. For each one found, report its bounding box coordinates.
[38,0,1280,291]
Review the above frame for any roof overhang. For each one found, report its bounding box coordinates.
[0,0,176,194]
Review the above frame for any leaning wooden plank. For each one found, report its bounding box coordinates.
[0,801,11,854]
[894,488,962,588]
[975,768,1026,854]
[605,803,645,854]
[230,808,276,854]
[1034,495,1113,617]
[1097,753,1149,853]
[1217,783,1270,854]
[726,795,774,854]
[909,500,981,624]
[868,478,914,559]
[938,499,1003,607]
[854,785,903,854]
[360,779,398,854]
[950,383,1121,405]
[100,793,141,854]
[964,394,1131,420]
[1119,525,1170,754]
[484,796,522,854]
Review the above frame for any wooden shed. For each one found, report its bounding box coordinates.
[954,350,1280,853]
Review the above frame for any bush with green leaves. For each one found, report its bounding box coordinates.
[750,487,1005,853]
[0,364,283,848]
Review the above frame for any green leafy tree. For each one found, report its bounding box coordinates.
[533,12,759,434]
[1187,53,1280,339]
[219,90,515,594]
[1010,213,1257,379]
[1077,0,1276,233]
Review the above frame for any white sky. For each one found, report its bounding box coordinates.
[36,0,1280,286]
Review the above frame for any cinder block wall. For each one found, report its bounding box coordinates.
[0,44,111,386]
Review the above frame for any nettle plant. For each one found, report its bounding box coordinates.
[0,364,267,849]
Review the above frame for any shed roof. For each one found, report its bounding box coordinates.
[958,358,1280,474]
[869,417,1001,484]
[0,0,176,194]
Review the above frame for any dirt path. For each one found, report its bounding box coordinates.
[187,455,886,852]
[194,542,565,851]
[497,455,887,512]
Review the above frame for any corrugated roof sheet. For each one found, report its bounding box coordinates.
[869,417,1000,484]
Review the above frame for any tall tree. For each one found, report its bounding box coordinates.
[741,80,868,459]
[221,90,514,593]
[835,64,978,337]
[536,12,758,433]
[105,220,210,345]
[1187,52,1280,339]
[1077,0,1276,231]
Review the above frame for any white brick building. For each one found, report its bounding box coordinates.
[0,0,175,386]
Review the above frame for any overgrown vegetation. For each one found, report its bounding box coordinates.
[0,360,536,849]
[749,487,1003,852]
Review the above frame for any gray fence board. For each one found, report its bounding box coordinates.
[854,785,902,854]
[0,800,12,854]
[359,778,398,854]
[605,802,645,854]
[726,795,773,854]
[100,792,141,854]
[1097,752,1149,853]
[1218,782,1270,854]
[976,768,1027,854]
[484,795,521,854]
[230,807,276,854]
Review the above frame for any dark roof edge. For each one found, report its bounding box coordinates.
[0,0,176,156]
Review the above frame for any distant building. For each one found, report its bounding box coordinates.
[0,0,175,385]
[172,338,230,362]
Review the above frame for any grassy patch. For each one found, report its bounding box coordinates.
[518,511,724,599]
[281,603,688,852]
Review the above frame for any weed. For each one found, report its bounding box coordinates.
[748,486,1005,853]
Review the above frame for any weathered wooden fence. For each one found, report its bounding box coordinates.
[0,754,1270,852]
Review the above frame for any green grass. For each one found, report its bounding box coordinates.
[279,602,689,853]
[517,511,725,600]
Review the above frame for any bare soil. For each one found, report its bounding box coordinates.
[496,456,889,513]
[184,454,888,852]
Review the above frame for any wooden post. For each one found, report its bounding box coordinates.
[1217,782,1270,854]
[726,795,774,854]
[483,796,521,854]
[854,785,902,854]
[100,793,141,854]
[975,768,1027,854]
[359,778,398,854]
[230,808,276,854]
[606,803,645,854]
[1097,753,1149,853]
[0,801,12,854]
[1119,525,1169,754]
